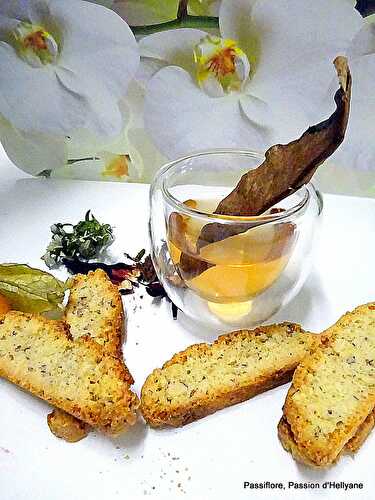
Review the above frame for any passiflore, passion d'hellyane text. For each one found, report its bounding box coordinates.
[243,481,364,490]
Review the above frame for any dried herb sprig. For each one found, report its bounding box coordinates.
[42,211,114,268]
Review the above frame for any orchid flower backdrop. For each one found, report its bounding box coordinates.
[0,0,374,193]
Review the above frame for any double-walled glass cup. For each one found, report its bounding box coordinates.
[149,150,323,331]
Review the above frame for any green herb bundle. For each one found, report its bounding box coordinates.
[42,211,114,268]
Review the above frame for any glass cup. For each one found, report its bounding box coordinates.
[149,150,323,331]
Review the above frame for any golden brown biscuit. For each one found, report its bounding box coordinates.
[141,323,319,427]
[279,303,375,467]
[0,311,139,434]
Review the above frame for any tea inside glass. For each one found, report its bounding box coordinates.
[166,194,296,319]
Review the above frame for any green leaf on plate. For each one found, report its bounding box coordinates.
[0,264,66,314]
[42,210,114,268]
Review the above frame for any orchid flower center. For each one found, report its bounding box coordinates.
[194,35,250,98]
[13,22,59,67]
[102,154,130,179]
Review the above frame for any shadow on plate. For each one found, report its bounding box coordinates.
[176,270,330,343]
[270,271,331,332]
[176,311,220,343]
[107,418,149,453]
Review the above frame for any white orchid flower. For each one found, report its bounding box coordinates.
[51,140,143,183]
[140,0,363,159]
[329,15,375,172]
[0,0,139,175]
[49,105,141,182]
[49,80,167,183]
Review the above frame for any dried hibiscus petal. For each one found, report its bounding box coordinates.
[62,258,136,285]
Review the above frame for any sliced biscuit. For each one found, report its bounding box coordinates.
[47,269,130,441]
[279,303,375,467]
[64,269,124,356]
[0,311,139,434]
[141,323,319,427]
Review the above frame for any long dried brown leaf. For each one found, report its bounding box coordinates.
[178,57,351,279]
[215,56,351,217]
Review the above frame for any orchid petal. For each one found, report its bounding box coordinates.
[0,0,55,33]
[127,126,166,182]
[139,29,208,76]
[55,66,124,137]
[330,23,375,171]
[248,56,342,140]
[0,116,67,175]
[0,14,18,40]
[249,0,363,124]
[125,80,167,181]
[0,42,82,135]
[50,157,138,182]
[239,93,306,146]
[51,141,142,183]
[53,0,139,101]
[144,65,266,159]
[136,58,167,89]
[347,18,375,59]
[50,158,108,182]
[64,98,131,157]
[219,0,259,61]
[251,0,363,75]
[0,42,121,137]
[0,0,44,22]
[66,128,127,159]
[200,73,226,98]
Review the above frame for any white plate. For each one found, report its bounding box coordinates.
[0,178,374,500]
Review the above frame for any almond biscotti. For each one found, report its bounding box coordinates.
[0,311,139,434]
[47,269,128,441]
[64,269,124,357]
[278,303,375,467]
[141,323,320,427]
[278,409,375,468]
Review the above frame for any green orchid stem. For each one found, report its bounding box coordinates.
[130,3,375,36]
[131,15,219,36]
[177,0,189,20]
[67,157,100,164]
